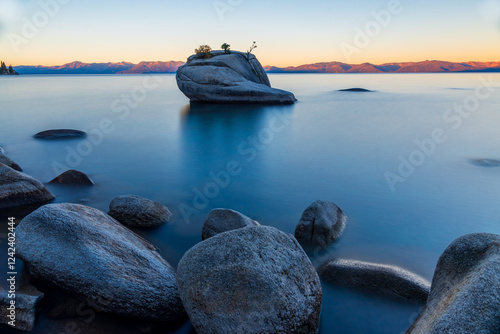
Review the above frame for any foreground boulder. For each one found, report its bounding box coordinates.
[16,203,184,321]
[201,208,260,240]
[49,169,94,186]
[0,153,22,171]
[0,164,55,209]
[0,284,44,331]
[108,195,172,228]
[34,129,86,139]
[295,200,347,246]
[176,50,296,104]
[177,226,322,333]
[407,233,500,334]
[318,259,430,302]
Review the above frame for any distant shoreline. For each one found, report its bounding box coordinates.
[6,71,500,76]
[11,60,500,75]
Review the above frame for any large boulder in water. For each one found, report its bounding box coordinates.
[295,200,347,247]
[318,259,430,302]
[177,226,322,333]
[0,164,54,209]
[176,50,296,104]
[201,208,260,240]
[407,233,500,334]
[15,203,185,321]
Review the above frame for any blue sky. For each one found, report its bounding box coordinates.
[0,0,499,66]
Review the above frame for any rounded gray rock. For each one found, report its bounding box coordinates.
[318,259,430,302]
[176,50,297,104]
[177,226,322,334]
[407,233,500,334]
[295,200,347,246]
[16,203,185,321]
[201,208,260,240]
[49,169,94,186]
[0,164,54,209]
[108,195,172,227]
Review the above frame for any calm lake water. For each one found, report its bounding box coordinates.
[1,73,500,333]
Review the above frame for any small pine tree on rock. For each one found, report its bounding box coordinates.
[221,43,231,54]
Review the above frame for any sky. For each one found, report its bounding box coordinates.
[0,0,499,66]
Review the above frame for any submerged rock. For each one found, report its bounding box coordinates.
[0,284,44,331]
[177,226,322,333]
[34,129,87,139]
[469,158,500,167]
[108,195,172,228]
[295,200,347,246]
[201,208,260,240]
[338,88,373,92]
[16,203,185,321]
[407,233,500,334]
[318,259,430,302]
[0,164,55,209]
[176,50,296,104]
[49,170,94,186]
[0,153,22,171]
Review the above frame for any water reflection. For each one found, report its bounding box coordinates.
[178,102,296,184]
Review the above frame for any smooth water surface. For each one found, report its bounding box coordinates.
[1,73,499,333]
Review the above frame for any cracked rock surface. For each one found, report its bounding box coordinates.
[295,200,346,247]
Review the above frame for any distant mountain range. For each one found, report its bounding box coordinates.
[13,60,500,75]
[117,61,185,74]
[14,61,184,75]
[264,61,500,73]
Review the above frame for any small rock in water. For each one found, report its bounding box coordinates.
[338,88,373,92]
[318,259,430,302]
[108,195,172,228]
[0,153,22,171]
[295,200,347,247]
[0,284,44,331]
[0,146,4,154]
[34,129,87,139]
[0,164,55,209]
[407,233,500,334]
[49,170,94,186]
[202,208,260,240]
[469,158,500,167]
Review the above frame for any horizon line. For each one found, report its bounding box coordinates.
[11,59,500,68]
